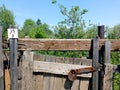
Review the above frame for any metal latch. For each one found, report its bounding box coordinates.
[68,66,99,81]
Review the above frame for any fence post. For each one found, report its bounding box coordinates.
[98,25,104,39]
[103,41,113,90]
[98,25,105,90]
[0,26,4,90]
[8,26,18,90]
[92,37,99,90]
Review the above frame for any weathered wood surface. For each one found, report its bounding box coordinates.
[105,41,111,63]
[18,39,120,51]
[0,26,4,90]
[33,61,92,78]
[33,54,93,90]
[53,57,64,90]
[103,64,117,90]
[92,38,99,90]
[19,52,117,90]
[33,54,45,90]
[5,69,10,90]
[43,55,56,90]
[79,57,92,90]
[21,51,34,90]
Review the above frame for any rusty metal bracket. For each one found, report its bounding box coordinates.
[68,65,102,81]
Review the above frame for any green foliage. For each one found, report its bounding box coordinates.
[108,24,120,39]
[84,25,98,39]
[19,19,53,38]
[106,24,120,90]
[0,5,15,37]
[113,73,120,90]
[111,51,120,65]
[29,25,48,38]
[34,51,88,58]
[54,5,88,39]
[19,19,35,37]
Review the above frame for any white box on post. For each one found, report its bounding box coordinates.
[8,28,18,39]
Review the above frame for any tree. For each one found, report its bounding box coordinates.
[36,19,42,25]
[28,23,49,38]
[19,19,35,37]
[20,18,53,38]
[53,5,88,39]
[107,24,120,39]
[0,5,15,37]
[84,25,98,39]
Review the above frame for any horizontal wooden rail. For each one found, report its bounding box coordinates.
[18,39,120,51]
[33,61,92,78]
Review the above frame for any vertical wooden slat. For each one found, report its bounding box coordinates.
[71,58,81,90]
[105,41,111,63]
[18,52,22,90]
[0,26,4,90]
[34,54,45,90]
[79,58,91,90]
[43,55,56,90]
[60,57,73,90]
[5,69,10,90]
[103,41,113,90]
[92,37,99,90]
[10,38,18,90]
[79,78,90,90]
[21,51,33,90]
[103,64,113,90]
[53,57,64,90]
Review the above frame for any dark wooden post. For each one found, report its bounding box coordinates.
[98,25,105,90]
[8,26,18,90]
[92,37,99,90]
[98,25,104,39]
[0,26,4,90]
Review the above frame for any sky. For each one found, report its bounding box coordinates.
[0,0,120,28]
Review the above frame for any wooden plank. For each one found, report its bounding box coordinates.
[64,57,74,90]
[33,61,92,78]
[103,64,116,90]
[5,69,10,90]
[79,78,90,90]
[18,39,92,51]
[105,41,111,63]
[43,55,56,90]
[9,38,18,90]
[0,26,4,90]
[53,57,64,90]
[79,57,91,90]
[18,39,120,51]
[49,56,56,90]
[71,58,81,90]
[21,51,33,90]
[92,37,99,90]
[33,54,45,90]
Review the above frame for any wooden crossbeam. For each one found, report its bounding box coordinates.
[18,39,120,51]
[33,61,92,78]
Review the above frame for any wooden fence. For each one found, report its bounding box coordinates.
[1,38,118,90]
[21,52,116,90]
[0,26,120,90]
